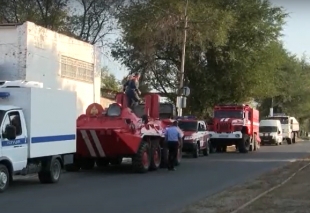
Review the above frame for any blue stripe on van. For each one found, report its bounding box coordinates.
[1,134,75,146]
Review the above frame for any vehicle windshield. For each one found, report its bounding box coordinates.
[178,121,197,131]
[267,117,288,124]
[214,110,243,119]
[259,126,278,132]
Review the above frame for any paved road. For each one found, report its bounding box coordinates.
[1,141,310,213]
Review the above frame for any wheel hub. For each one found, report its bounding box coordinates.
[142,151,149,168]
[52,162,60,180]
[0,171,8,189]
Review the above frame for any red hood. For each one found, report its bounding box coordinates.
[183,131,196,136]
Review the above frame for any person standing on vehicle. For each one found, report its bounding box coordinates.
[125,73,141,109]
[122,75,133,93]
[165,120,182,171]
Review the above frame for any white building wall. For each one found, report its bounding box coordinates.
[0,22,101,117]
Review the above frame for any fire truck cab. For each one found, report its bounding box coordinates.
[208,104,260,153]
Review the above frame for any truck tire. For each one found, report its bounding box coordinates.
[96,158,110,168]
[81,158,95,170]
[238,136,250,153]
[38,158,62,184]
[132,140,150,173]
[287,138,292,144]
[202,144,210,156]
[193,143,199,158]
[0,164,9,193]
[150,142,161,170]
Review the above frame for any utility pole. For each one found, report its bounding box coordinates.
[177,0,189,116]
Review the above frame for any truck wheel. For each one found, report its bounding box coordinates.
[209,142,216,153]
[238,136,250,153]
[292,133,296,143]
[132,141,150,173]
[38,158,62,184]
[81,158,95,170]
[287,138,292,144]
[202,143,210,156]
[175,146,182,166]
[150,142,161,170]
[96,158,110,168]
[110,158,123,166]
[193,143,199,158]
[0,164,9,193]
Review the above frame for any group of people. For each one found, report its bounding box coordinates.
[122,73,181,171]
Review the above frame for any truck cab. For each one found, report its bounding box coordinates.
[177,116,209,158]
[266,114,299,144]
[209,104,260,153]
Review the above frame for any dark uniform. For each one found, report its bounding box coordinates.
[125,77,141,109]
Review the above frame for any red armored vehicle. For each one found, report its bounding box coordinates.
[208,104,260,153]
[65,93,183,173]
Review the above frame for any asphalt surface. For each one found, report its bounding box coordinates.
[1,141,310,213]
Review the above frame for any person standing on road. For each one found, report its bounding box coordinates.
[165,120,182,171]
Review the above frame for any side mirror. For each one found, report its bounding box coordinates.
[278,130,281,134]
[4,124,16,140]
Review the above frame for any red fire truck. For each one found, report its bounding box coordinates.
[208,104,260,153]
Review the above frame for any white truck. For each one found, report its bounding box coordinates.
[267,114,299,144]
[0,81,76,192]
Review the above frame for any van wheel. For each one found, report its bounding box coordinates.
[38,158,62,184]
[0,164,9,193]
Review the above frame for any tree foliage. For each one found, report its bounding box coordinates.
[112,0,289,116]
[0,0,124,44]
[101,67,120,92]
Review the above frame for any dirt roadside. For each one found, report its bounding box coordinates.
[180,157,310,213]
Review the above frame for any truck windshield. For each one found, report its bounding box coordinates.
[178,121,197,131]
[214,110,243,119]
[259,126,278,132]
[267,117,288,124]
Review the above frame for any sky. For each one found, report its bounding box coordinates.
[103,1,310,80]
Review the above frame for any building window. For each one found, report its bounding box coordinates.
[61,55,94,82]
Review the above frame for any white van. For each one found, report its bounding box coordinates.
[259,119,283,145]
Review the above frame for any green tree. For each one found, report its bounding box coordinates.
[101,67,120,92]
[112,0,288,117]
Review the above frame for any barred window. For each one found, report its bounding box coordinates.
[60,56,94,83]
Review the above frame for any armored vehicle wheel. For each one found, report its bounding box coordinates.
[132,141,151,173]
[0,164,9,193]
[81,158,95,170]
[150,142,161,170]
[238,136,250,153]
[96,158,110,168]
[38,158,62,184]
[110,158,123,166]
[175,146,182,166]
